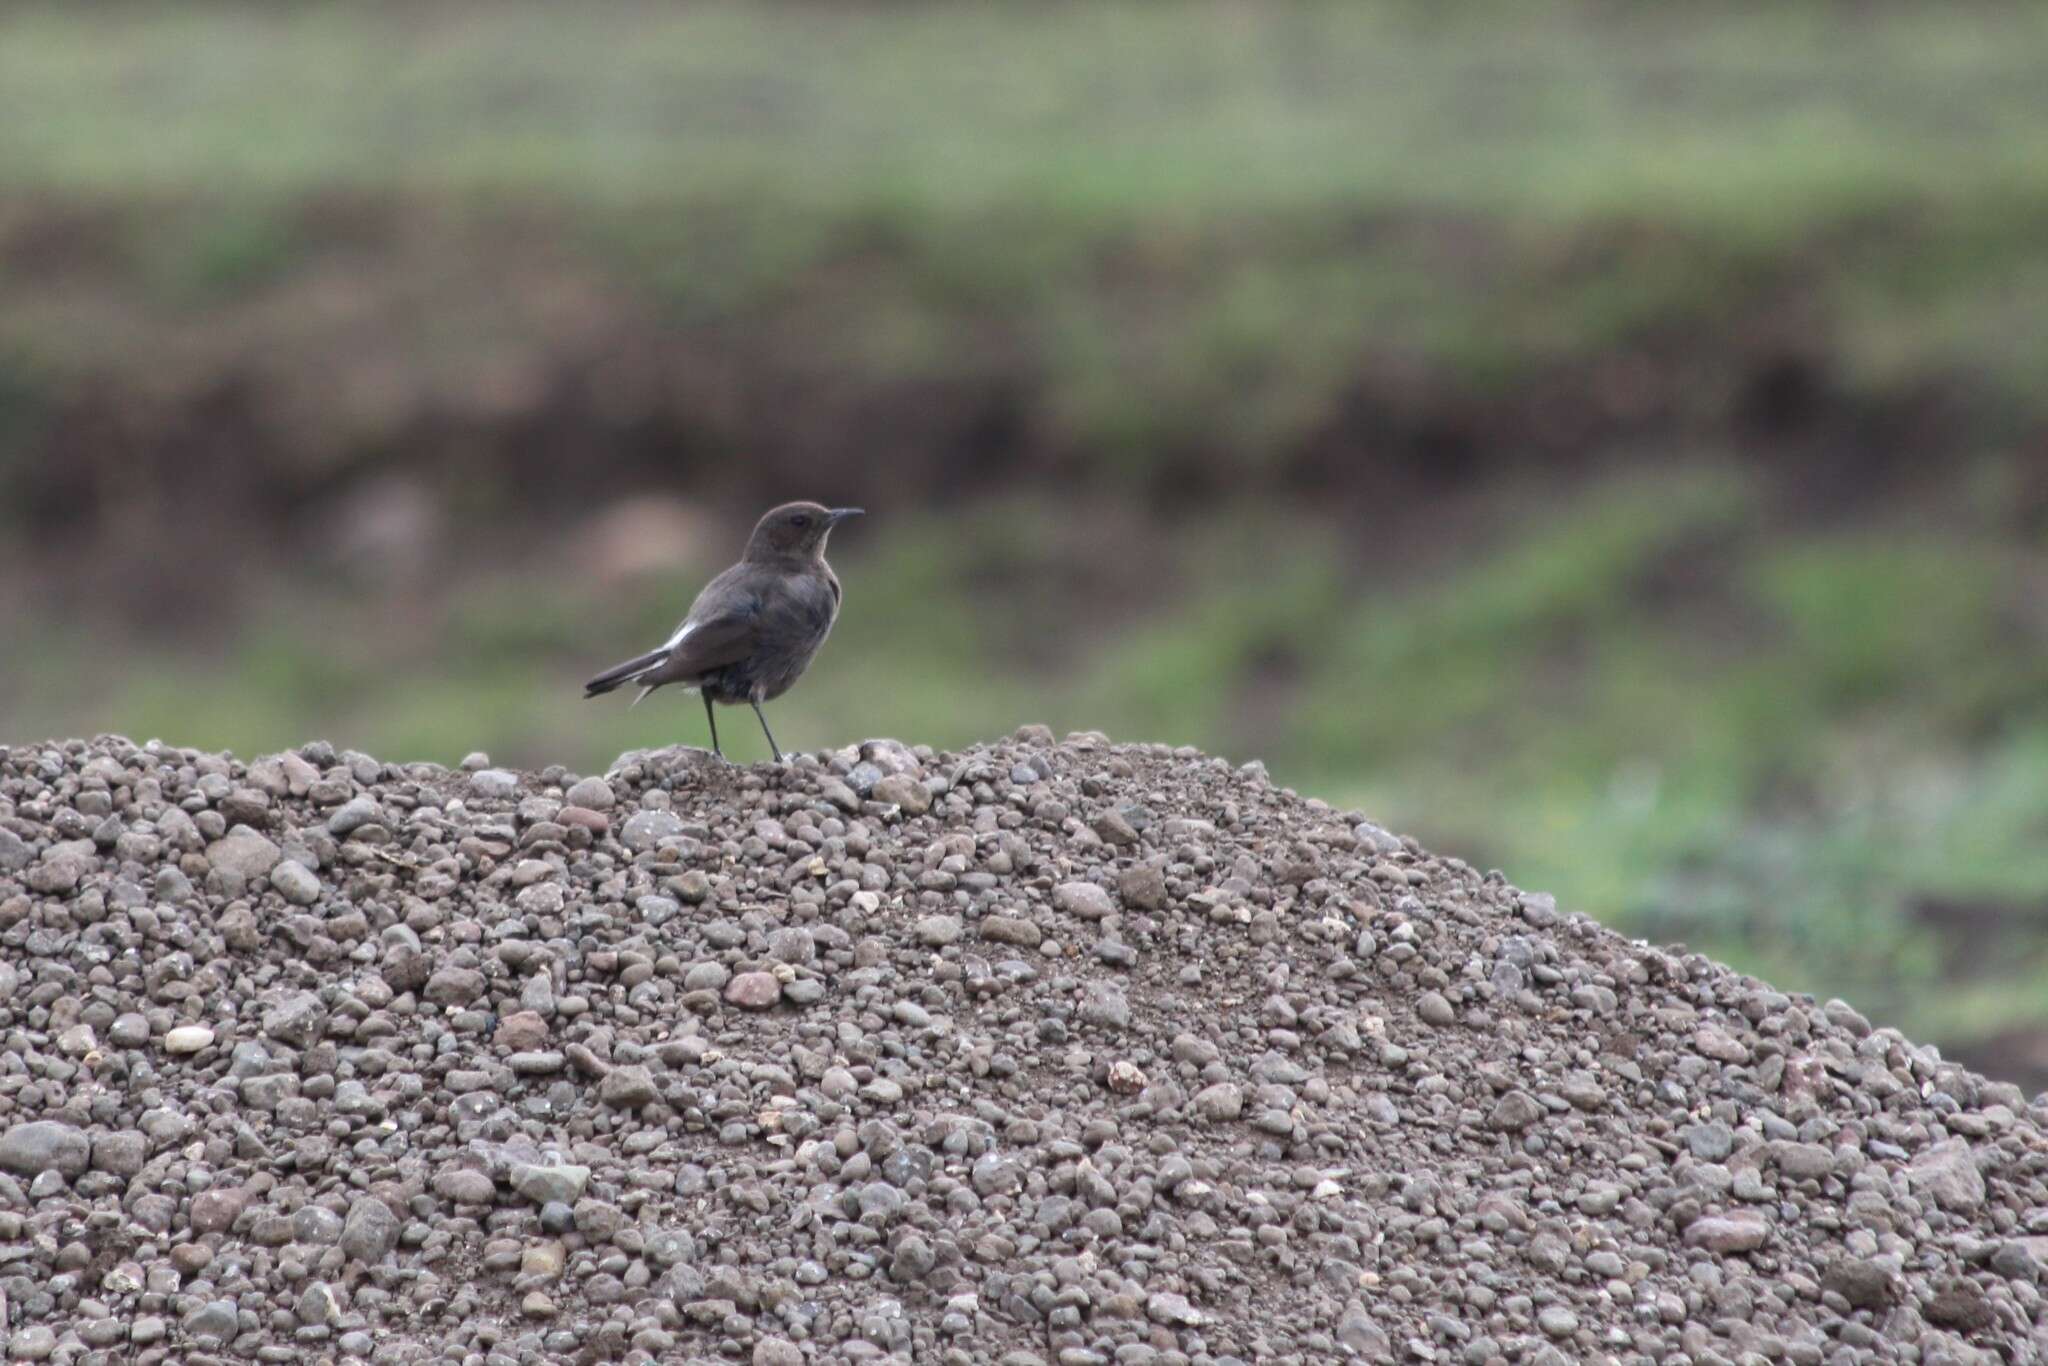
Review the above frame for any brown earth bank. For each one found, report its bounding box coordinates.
[1,730,2045,1362]
[3,195,2042,590]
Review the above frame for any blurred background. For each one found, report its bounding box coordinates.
[3,2,2047,1087]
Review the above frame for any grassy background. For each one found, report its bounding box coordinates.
[4,1,2048,1083]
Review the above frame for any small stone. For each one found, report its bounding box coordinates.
[889,1233,936,1282]
[1336,1305,1389,1356]
[980,915,1042,947]
[725,972,783,1010]
[298,1281,341,1327]
[495,1010,551,1051]
[1923,1277,1994,1332]
[186,1300,240,1344]
[872,773,931,815]
[432,1168,497,1205]
[1145,1292,1202,1326]
[1078,982,1131,1031]
[1107,1060,1147,1094]
[1685,1121,1734,1161]
[262,991,327,1047]
[8,1328,55,1361]
[294,1205,344,1244]
[164,1025,216,1054]
[1991,1241,2041,1283]
[1684,1212,1768,1254]
[511,1163,591,1206]
[754,1338,806,1366]
[1772,1141,1834,1180]
[189,1185,250,1233]
[1117,863,1167,910]
[522,1241,566,1277]
[1418,992,1457,1026]
[271,859,321,905]
[621,809,684,850]
[0,1120,90,1178]
[1537,1306,1579,1338]
[1822,1258,1897,1310]
[599,1065,659,1109]
[90,1131,147,1177]
[916,915,963,946]
[1692,1027,1750,1064]
[1488,1091,1542,1131]
[1192,1083,1244,1122]
[1054,881,1116,920]
[1906,1138,1986,1213]
[205,827,281,889]
[470,769,520,799]
[565,776,616,810]
[424,966,487,1007]
[1091,809,1139,846]
[326,797,381,836]
[341,1195,400,1263]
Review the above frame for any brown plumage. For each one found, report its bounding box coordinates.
[583,501,862,760]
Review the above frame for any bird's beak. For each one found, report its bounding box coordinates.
[827,507,865,526]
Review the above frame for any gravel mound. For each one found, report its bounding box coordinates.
[2,729,2046,1364]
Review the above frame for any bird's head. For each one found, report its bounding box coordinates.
[745,501,863,562]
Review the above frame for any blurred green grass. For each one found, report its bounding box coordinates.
[7,4,2047,219]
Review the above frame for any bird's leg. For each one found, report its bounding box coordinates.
[750,701,784,763]
[702,694,723,760]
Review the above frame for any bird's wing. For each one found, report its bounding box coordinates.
[654,606,758,681]
[646,564,767,681]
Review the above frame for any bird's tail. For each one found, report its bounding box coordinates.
[583,648,670,698]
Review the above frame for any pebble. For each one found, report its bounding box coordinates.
[1823,1257,1897,1309]
[0,1120,90,1178]
[916,914,963,945]
[725,972,783,1009]
[341,1195,400,1263]
[512,1163,590,1206]
[1487,1091,1543,1131]
[1054,880,1116,920]
[326,795,381,835]
[1685,1120,1734,1161]
[187,1300,240,1343]
[163,1024,216,1054]
[621,809,684,850]
[205,827,280,887]
[1908,1137,1987,1213]
[9,1328,56,1361]
[271,858,321,904]
[1684,1212,1769,1254]
[566,775,616,809]
[871,773,931,814]
[470,768,520,799]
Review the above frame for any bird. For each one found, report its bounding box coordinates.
[582,501,862,762]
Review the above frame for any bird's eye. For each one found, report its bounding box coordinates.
[791,515,810,528]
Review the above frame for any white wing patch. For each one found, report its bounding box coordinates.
[663,619,697,651]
